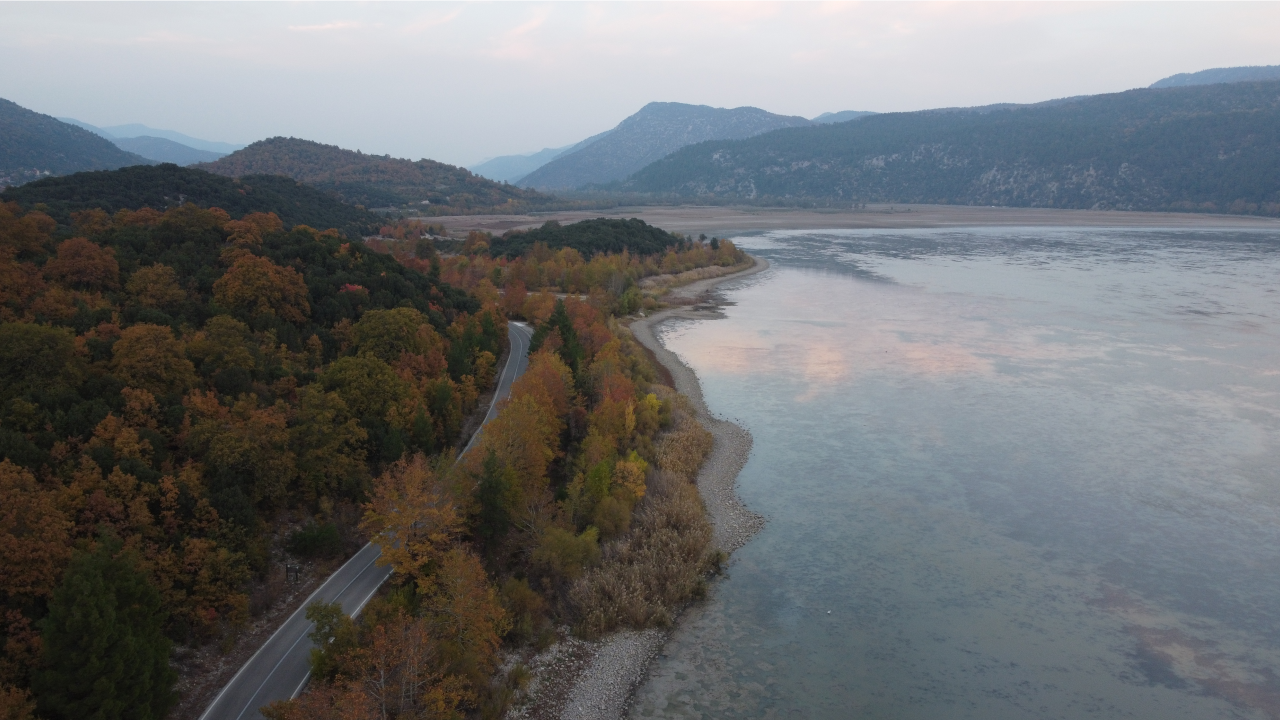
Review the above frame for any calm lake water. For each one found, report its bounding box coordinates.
[631,227,1280,720]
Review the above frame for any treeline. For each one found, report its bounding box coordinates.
[620,80,1280,216]
[0,201,504,719]
[1,164,381,238]
[487,218,683,258]
[395,219,745,318]
[264,222,737,719]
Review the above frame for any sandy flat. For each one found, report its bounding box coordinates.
[425,204,1280,238]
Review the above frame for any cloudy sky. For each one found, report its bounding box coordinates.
[3,2,1278,167]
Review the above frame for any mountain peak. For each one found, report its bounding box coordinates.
[517,102,813,190]
[1150,64,1280,89]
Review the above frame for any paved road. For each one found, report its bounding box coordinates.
[199,321,534,720]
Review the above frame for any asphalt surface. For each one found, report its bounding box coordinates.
[199,321,534,720]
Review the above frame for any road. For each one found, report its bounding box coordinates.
[199,321,534,720]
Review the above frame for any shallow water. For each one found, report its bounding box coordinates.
[631,228,1280,720]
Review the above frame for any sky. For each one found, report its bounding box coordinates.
[3,2,1279,168]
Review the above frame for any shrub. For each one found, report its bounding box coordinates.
[568,474,713,638]
[531,527,600,583]
[287,521,342,558]
[652,403,713,482]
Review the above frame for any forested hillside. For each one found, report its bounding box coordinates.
[486,217,684,259]
[111,136,225,166]
[265,222,745,720]
[198,137,552,214]
[517,102,813,190]
[0,98,150,189]
[0,200,505,718]
[622,81,1280,215]
[1,164,380,238]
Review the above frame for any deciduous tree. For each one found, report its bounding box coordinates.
[213,254,309,324]
[110,324,196,397]
[42,237,119,290]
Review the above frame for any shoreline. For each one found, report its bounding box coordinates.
[519,257,768,720]
[426,204,1280,238]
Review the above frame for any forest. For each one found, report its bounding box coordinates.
[0,200,504,719]
[264,225,747,719]
[486,218,685,259]
[0,200,744,719]
[620,80,1280,216]
[1,164,381,238]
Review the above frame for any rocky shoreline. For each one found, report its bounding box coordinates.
[505,257,769,720]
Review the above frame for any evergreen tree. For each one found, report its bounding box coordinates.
[34,537,176,720]
[474,450,519,552]
[530,300,585,382]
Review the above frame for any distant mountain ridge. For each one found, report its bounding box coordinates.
[58,118,244,154]
[517,102,813,190]
[1,98,150,188]
[812,110,877,124]
[470,128,614,184]
[110,136,225,166]
[1151,65,1280,89]
[621,80,1280,216]
[197,136,552,214]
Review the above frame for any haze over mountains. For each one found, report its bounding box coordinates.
[0,98,148,187]
[517,102,816,190]
[1150,64,1280,89]
[473,104,878,188]
[3,62,1278,216]
[58,117,240,165]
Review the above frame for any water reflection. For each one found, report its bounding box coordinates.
[632,228,1280,720]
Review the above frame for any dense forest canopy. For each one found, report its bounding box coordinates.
[1,98,150,189]
[621,80,1280,216]
[264,223,746,720]
[197,137,554,215]
[0,200,506,718]
[1,164,381,238]
[487,218,684,259]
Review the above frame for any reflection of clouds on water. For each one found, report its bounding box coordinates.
[638,227,1280,720]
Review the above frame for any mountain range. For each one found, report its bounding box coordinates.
[1,99,149,188]
[474,105,878,188]
[619,80,1280,215]
[1150,64,1280,89]
[196,136,552,214]
[57,118,240,165]
[515,102,848,190]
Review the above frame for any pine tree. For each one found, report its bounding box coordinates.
[34,537,176,720]
[474,450,519,552]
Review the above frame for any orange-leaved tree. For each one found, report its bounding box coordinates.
[361,454,463,588]
[213,254,310,323]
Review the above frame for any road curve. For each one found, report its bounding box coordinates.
[199,321,535,720]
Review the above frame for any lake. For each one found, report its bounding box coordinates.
[631,227,1280,720]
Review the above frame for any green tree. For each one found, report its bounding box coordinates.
[34,537,175,720]
[473,450,518,553]
[291,384,368,503]
[350,307,438,363]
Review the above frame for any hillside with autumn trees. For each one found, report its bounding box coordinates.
[262,220,750,719]
[197,137,554,215]
[0,200,505,719]
[1,164,381,239]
